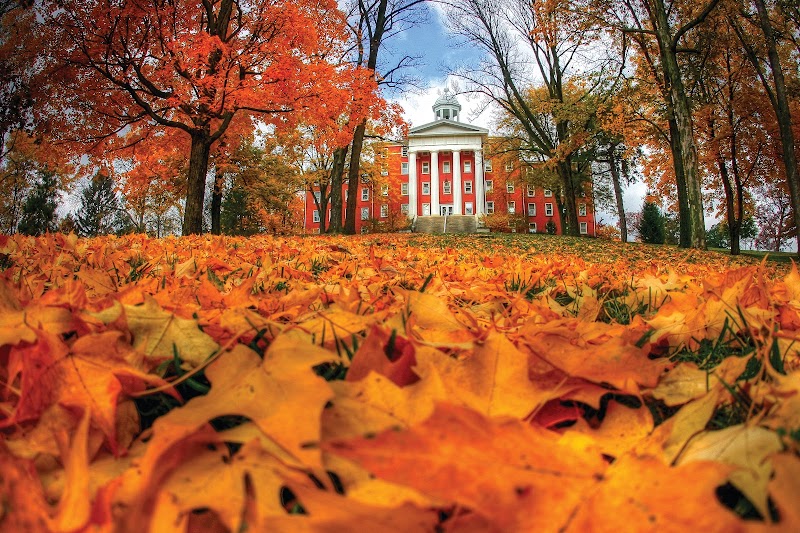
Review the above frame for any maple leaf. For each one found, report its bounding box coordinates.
[519,319,671,393]
[563,455,744,532]
[676,425,783,519]
[120,295,221,368]
[413,330,578,417]
[325,402,608,531]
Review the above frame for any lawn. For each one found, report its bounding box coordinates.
[0,232,798,532]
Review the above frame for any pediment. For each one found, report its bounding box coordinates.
[409,119,489,137]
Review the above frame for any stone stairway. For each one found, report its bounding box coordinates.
[413,215,478,234]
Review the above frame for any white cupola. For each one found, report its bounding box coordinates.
[432,88,462,121]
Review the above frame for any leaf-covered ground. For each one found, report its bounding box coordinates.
[1,232,799,532]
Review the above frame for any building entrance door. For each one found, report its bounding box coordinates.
[440,205,454,215]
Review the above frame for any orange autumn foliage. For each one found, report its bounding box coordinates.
[0,232,799,532]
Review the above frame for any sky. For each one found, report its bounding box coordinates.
[384,5,647,226]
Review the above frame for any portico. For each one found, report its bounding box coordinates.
[406,90,489,220]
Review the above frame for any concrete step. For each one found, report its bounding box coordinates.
[413,215,478,234]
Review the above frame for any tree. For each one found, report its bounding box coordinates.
[597,0,722,248]
[339,0,427,234]
[27,0,376,235]
[730,0,800,255]
[18,169,59,236]
[74,174,122,237]
[639,198,666,244]
[445,0,612,237]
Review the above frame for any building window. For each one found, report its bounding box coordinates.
[527,185,535,197]
[381,183,389,196]
[545,203,553,217]
[464,181,473,193]
[361,207,370,220]
[422,182,430,195]
[381,148,388,158]
[401,203,409,214]
[401,182,409,195]
[485,180,493,192]
[313,191,321,202]
[422,161,430,174]
[527,203,536,216]
[464,160,472,173]
[443,181,452,194]
[401,146,408,157]
[580,222,588,234]
[486,201,495,214]
[381,204,388,218]
[443,161,451,174]
[485,160,493,172]
[507,201,516,214]
[361,188,369,201]
[579,203,587,216]
[312,210,320,223]
[529,222,537,233]
[505,162,514,171]
[465,202,474,215]
[401,162,409,175]
[544,188,553,197]
[506,183,515,193]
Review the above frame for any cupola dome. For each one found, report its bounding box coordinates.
[432,89,462,121]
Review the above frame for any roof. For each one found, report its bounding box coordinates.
[408,119,489,136]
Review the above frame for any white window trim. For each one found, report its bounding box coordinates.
[486,201,495,214]
[580,222,588,234]
[422,161,430,174]
[422,182,431,195]
[401,182,409,195]
[506,183,515,193]
[380,204,388,218]
[361,188,369,201]
[464,180,473,193]
[545,203,553,217]
[463,161,472,173]
[443,161,451,174]
[485,160,493,172]
[401,162,409,175]
[485,180,493,191]
[544,188,553,197]
[507,201,516,214]
[527,203,536,216]
[527,186,535,197]
[360,207,370,220]
[312,210,320,223]
[443,181,452,194]
[579,204,587,217]
[529,222,537,233]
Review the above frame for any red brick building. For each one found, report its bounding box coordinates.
[303,90,596,235]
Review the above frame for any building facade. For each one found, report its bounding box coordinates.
[303,90,596,235]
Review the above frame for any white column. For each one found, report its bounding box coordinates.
[475,150,485,216]
[453,150,462,214]
[431,150,440,216]
[408,151,418,217]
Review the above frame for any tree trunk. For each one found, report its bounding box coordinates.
[328,145,348,233]
[608,146,628,243]
[210,168,222,235]
[344,121,367,235]
[653,0,706,249]
[557,160,580,236]
[753,0,800,256]
[183,132,212,235]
